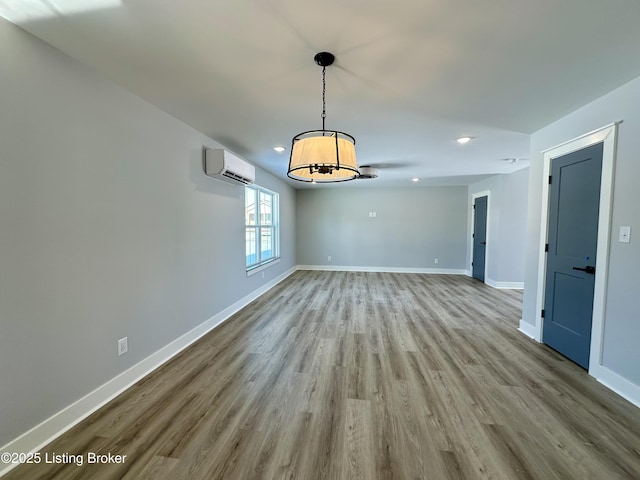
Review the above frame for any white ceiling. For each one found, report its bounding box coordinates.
[3,0,640,188]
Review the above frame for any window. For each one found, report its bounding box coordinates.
[245,185,279,269]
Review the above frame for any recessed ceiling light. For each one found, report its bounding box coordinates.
[273,146,286,153]
[457,136,473,144]
[412,177,420,182]
[500,157,528,164]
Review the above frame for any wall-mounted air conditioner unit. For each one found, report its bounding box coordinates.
[204,148,255,185]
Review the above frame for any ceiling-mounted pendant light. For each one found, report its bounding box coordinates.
[287,52,359,183]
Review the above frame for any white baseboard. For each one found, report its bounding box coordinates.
[590,364,640,409]
[0,267,296,478]
[518,319,540,341]
[517,322,640,409]
[485,278,525,289]
[296,265,467,275]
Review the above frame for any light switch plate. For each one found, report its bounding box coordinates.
[619,226,631,243]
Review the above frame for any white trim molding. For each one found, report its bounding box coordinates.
[0,267,297,478]
[485,279,524,289]
[518,320,539,341]
[296,265,468,275]
[246,257,281,277]
[592,365,640,409]
[533,122,619,371]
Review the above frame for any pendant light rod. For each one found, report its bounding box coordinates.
[321,65,326,131]
[314,52,334,132]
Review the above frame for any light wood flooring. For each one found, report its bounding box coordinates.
[4,271,640,479]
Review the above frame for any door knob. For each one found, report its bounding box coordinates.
[572,265,595,274]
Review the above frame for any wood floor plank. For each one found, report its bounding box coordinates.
[342,399,375,480]
[135,455,179,480]
[5,271,640,480]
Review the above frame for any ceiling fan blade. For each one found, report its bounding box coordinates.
[260,0,318,51]
[333,64,396,96]
[364,162,415,169]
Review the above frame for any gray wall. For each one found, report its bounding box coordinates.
[522,74,640,386]
[296,186,468,270]
[468,168,529,285]
[0,19,295,446]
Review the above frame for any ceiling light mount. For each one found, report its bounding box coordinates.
[287,52,359,183]
[357,166,378,179]
[314,51,335,68]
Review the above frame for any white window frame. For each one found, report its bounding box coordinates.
[245,184,279,272]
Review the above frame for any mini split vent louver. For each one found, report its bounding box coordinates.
[204,149,255,185]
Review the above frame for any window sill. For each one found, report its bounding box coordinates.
[246,258,281,277]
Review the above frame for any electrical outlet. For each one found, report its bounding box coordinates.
[434,258,439,264]
[117,337,128,356]
[328,255,332,262]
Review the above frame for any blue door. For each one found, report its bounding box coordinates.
[472,196,487,282]
[543,143,603,369]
